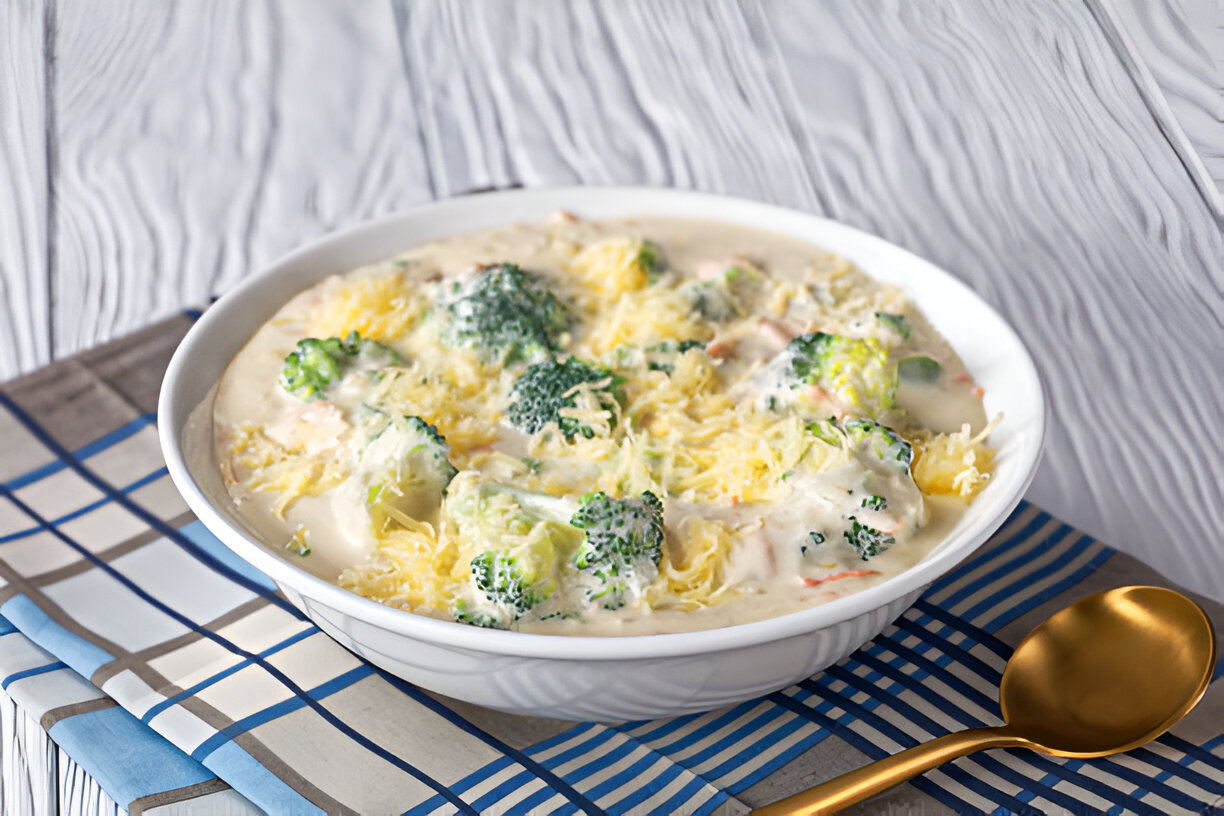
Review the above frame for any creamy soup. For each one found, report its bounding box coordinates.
[214,215,997,635]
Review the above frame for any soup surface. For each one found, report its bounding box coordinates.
[214,215,996,635]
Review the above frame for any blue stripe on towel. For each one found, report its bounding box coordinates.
[813,667,1037,814]
[204,741,326,816]
[939,522,1074,612]
[0,595,114,679]
[50,705,216,809]
[928,504,1048,593]
[141,627,315,724]
[959,528,1084,619]
[190,666,373,761]
[2,412,157,491]
[2,660,66,689]
[768,687,976,813]
[177,520,279,591]
[980,547,1114,632]
[0,467,168,544]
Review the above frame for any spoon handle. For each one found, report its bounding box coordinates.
[751,726,1027,815]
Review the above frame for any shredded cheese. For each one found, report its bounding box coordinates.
[338,515,457,616]
[306,268,427,343]
[366,342,503,461]
[909,414,1002,499]
[566,237,657,301]
[225,423,348,517]
[648,515,739,610]
[575,286,711,357]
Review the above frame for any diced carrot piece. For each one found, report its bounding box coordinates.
[802,569,880,587]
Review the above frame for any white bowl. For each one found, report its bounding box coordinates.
[159,187,1045,722]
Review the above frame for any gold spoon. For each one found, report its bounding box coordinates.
[753,585,1217,815]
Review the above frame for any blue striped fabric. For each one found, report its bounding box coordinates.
[0,321,1221,814]
[0,615,232,809]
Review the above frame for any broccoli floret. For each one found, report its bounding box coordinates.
[804,416,912,472]
[507,357,622,440]
[637,241,665,282]
[843,419,913,472]
[440,263,569,363]
[681,282,737,322]
[664,338,707,353]
[360,414,458,526]
[444,478,665,626]
[784,331,897,417]
[843,516,895,560]
[793,418,918,561]
[281,337,348,399]
[570,491,664,609]
[468,550,552,616]
[452,600,501,628]
[280,331,402,400]
[405,415,446,448]
[610,339,706,374]
[875,312,911,340]
[680,262,763,321]
[443,477,576,628]
[805,416,844,446]
[646,339,706,373]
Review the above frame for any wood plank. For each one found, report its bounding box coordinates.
[0,687,57,816]
[0,0,51,380]
[50,0,434,361]
[759,0,1224,600]
[391,0,830,210]
[1093,0,1223,213]
[1121,0,1223,191]
[57,747,119,816]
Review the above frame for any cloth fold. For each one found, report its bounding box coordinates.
[0,313,1220,815]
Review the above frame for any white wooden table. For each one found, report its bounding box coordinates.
[1,1,1221,812]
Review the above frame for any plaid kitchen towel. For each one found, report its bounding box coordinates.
[0,313,1220,815]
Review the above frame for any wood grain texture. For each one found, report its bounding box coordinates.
[1107,0,1223,193]
[50,0,434,361]
[0,689,57,816]
[57,747,120,816]
[1095,0,1223,213]
[0,0,51,380]
[392,0,830,211]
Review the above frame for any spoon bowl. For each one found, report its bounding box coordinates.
[1001,585,1216,757]
[754,585,1217,815]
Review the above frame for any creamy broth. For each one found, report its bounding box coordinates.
[214,216,993,635]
